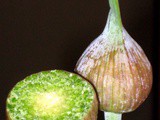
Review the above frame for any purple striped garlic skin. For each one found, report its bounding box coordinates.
[75,28,152,113]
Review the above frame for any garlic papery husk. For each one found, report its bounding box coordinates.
[75,0,152,120]
[75,0,152,119]
[75,26,152,113]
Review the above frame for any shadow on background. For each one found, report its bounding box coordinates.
[0,0,159,120]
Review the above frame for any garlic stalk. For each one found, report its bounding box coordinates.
[104,112,122,120]
[75,0,152,119]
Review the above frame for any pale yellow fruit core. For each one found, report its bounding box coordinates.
[33,92,65,116]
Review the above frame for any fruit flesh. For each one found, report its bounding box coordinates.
[6,70,98,120]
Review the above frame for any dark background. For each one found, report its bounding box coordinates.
[0,0,159,120]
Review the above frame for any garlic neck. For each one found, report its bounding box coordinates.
[102,0,124,45]
[109,0,122,29]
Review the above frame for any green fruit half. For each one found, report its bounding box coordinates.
[6,70,98,120]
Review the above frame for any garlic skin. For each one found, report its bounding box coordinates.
[75,27,152,113]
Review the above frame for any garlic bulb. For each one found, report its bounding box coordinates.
[75,27,152,113]
[75,0,152,119]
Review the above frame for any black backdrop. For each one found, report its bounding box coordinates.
[0,0,159,120]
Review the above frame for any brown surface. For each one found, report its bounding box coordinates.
[75,28,153,113]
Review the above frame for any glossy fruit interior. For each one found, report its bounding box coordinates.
[7,70,97,120]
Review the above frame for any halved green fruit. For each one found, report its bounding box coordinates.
[6,70,98,120]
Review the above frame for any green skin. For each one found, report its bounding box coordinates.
[6,70,97,120]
